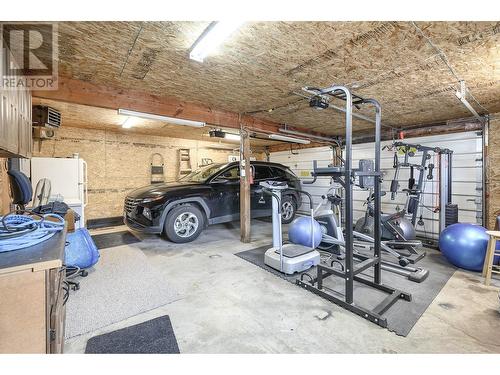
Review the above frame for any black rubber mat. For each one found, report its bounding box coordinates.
[235,246,456,337]
[85,315,180,354]
[91,230,141,250]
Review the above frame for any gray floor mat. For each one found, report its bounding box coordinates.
[65,246,181,338]
[85,315,180,354]
[91,230,141,250]
[235,246,456,336]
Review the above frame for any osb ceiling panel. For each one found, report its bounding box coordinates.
[32,98,278,148]
[52,21,500,135]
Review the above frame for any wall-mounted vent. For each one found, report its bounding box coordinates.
[32,105,62,128]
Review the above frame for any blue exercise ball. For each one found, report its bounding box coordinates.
[288,216,322,248]
[439,223,499,271]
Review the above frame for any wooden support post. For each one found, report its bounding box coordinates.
[240,122,251,243]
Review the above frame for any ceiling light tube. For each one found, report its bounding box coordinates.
[118,109,205,128]
[268,134,311,144]
[279,128,339,143]
[224,133,241,141]
[189,21,243,63]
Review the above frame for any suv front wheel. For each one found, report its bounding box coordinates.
[281,196,297,224]
[164,204,205,243]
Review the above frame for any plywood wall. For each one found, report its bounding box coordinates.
[32,127,263,223]
[487,114,500,229]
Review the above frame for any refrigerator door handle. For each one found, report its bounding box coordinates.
[82,160,88,207]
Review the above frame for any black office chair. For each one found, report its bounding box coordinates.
[7,170,33,210]
[65,265,88,291]
[7,169,86,294]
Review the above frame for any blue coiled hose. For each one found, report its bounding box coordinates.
[0,213,65,253]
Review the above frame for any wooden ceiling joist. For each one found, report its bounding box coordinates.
[32,76,333,142]
[33,76,244,128]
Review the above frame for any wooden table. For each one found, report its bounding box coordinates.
[483,231,500,286]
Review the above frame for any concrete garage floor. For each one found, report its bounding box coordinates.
[65,220,500,353]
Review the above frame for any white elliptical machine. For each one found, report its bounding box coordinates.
[259,180,320,275]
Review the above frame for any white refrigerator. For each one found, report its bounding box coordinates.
[30,156,88,228]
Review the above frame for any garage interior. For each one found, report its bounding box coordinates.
[1,20,500,355]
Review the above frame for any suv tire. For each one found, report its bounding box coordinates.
[164,204,205,243]
[281,195,297,224]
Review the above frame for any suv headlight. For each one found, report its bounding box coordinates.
[142,207,152,220]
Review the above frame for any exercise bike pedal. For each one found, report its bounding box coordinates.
[398,257,410,267]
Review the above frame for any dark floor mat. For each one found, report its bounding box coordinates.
[85,315,180,354]
[235,246,456,337]
[91,231,141,250]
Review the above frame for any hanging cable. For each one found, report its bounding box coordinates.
[119,23,144,77]
[410,21,489,115]
[244,98,306,115]
[0,212,65,252]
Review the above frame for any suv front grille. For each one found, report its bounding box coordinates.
[124,197,142,215]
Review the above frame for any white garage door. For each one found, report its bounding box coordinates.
[270,131,483,241]
[270,146,334,213]
[352,131,483,241]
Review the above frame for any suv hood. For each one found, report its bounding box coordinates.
[127,181,203,199]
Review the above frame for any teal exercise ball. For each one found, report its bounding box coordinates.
[438,223,499,271]
[288,216,322,249]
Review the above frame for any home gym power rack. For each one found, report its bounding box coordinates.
[296,86,411,328]
[388,141,454,234]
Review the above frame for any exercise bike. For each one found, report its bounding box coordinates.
[354,190,425,264]
[314,188,429,283]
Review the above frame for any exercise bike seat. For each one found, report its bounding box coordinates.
[325,194,342,205]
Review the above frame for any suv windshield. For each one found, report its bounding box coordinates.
[180,163,228,183]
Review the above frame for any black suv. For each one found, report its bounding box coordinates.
[124,161,301,243]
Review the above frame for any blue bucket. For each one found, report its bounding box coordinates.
[65,228,100,268]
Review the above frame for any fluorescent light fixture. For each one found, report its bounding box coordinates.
[122,117,134,129]
[118,109,205,128]
[209,129,241,142]
[268,134,311,144]
[189,21,243,62]
[224,133,241,141]
[279,128,338,143]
